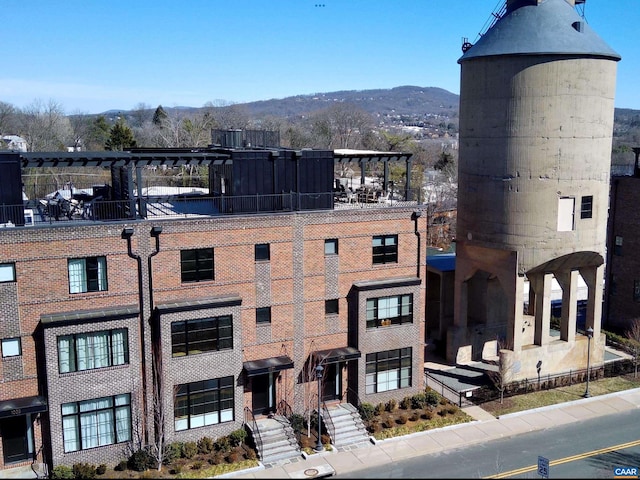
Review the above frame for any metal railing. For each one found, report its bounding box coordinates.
[243,407,263,461]
[2,188,422,228]
[320,400,335,444]
[425,371,475,408]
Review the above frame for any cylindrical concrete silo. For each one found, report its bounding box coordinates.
[457,0,619,271]
[449,0,620,371]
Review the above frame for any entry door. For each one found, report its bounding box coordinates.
[252,373,276,415]
[1,416,29,464]
[322,363,342,401]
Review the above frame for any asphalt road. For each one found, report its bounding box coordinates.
[334,409,640,479]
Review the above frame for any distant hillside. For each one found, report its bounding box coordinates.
[239,85,460,119]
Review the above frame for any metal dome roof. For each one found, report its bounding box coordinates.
[458,0,621,63]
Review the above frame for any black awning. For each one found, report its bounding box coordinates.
[243,355,294,377]
[0,396,47,419]
[313,346,361,364]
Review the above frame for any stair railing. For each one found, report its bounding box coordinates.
[244,407,264,460]
[320,400,335,443]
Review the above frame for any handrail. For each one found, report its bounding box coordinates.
[244,407,263,460]
[276,399,292,419]
[31,444,45,479]
[320,400,335,443]
[341,385,363,408]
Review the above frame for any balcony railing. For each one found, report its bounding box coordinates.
[1,188,421,228]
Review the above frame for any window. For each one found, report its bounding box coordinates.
[580,195,593,219]
[634,280,640,303]
[256,307,271,324]
[57,329,128,373]
[174,377,234,431]
[1,338,21,357]
[68,257,107,294]
[557,197,575,232]
[372,235,398,264]
[366,294,413,328]
[615,236,623,256]
[0,263,15,283]
[62,393,131,452]
[255,244,270,261]
[324,239,338,255]
[325,299,339,315]
[171,316,233,357]
[181,248,214,283]
[365,348,412,394]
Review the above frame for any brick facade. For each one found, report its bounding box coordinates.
[0,205,426,470]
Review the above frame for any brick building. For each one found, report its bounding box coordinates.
[0,143,426,473]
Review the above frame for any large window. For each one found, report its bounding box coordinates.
[171,316,233,357]
[0,263,15,283]
[366,294,413,329]
[372,235,398,264]
[68,256,107,294]
[174,377,234,431]
[62,393,131,452]
[57,329,129,373]
[365,348,412,394]
[181,248,214,283]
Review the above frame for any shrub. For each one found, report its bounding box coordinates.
[438,409,448,417]
[170,464,182,475]
[374,402,385,416]
[421,410,433,420]
[289,413,305,433]
[439,397,448,405]
[358,402,375,422]
[245,448,257,460]
[425,389,440,406]
[409,410,420,422]
[128,448,153,472]
[197,436,214,454]
[411,392,428,409]
[396,413,408,425]
[399,396,412,410]
[215,435,231,453]
[367,418,380,433]
[182,441,198,459]
[163,442,183,464]
[229,428,247,447]
[96,464,107,475]
[447,406,458,415]
[386,398,397,412]
[114,460,128,472]
[51,466,74,479]
[382,416,395,429]
[227,451,242,463]
[191,461,203,470]
[73,462,96,479]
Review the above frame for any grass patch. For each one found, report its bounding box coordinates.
[481,375,640,417]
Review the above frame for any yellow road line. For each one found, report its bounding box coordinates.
[484,439,640,478]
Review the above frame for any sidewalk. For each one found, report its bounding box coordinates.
[220,387,640,479]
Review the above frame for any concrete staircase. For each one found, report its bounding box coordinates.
[323,403,371,448]
[249,416,301,464]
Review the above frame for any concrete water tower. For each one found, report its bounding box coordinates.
[449,0,620,379]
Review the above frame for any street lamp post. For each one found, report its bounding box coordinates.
[315,365,324,452]
[583,327,594,398]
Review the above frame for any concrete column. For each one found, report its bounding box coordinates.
[530,272,553,346]
[581,264,604,339]
[555,270,578,343]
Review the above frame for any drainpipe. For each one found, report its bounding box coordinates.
[121,227,149,445]
[412,211,422,279]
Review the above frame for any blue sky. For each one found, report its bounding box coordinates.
[1,0,638,114]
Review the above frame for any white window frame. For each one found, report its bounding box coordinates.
[0,263,16,283]
[2,338,21,357]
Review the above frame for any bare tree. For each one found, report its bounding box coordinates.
[18,99,71,151]
[625,318,640,378]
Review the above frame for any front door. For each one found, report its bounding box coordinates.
[1,416,29,464]
[252,373,276,415]
[322,363,342,401]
